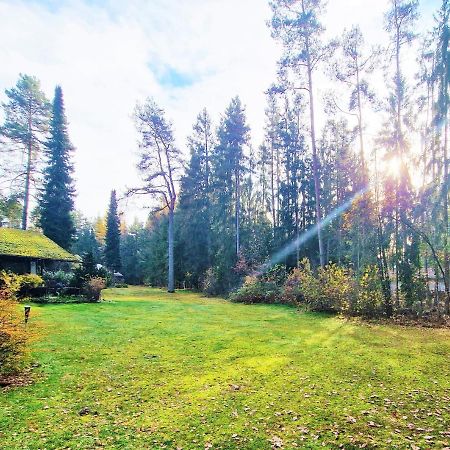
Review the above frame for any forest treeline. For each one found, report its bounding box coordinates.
[0,0,449,316]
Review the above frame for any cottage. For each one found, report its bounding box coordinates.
[0,228,79,275]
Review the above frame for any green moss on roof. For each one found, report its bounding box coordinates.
[0,228,78,262]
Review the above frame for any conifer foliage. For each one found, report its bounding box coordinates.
[1,74,50,230]
[105,190,122,272]
[39,86,75,249]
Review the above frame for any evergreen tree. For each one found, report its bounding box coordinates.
[105,190,122,272]
[177,109,214,287]
[72,214,101,263]
[0,74,50,229]
[209,97,250,292]
[39,86,75,249]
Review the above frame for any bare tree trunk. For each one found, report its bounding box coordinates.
[21,137,32,230]
[306,42,324,267]
[168,206,175,293]
[235,167,240,255]
[270,142,276,230]
[444,114,449,313]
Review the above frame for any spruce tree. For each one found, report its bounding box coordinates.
[177,109,214,287]
[210,97,250,291]
[39,86,75,249]
[105,190,122,272]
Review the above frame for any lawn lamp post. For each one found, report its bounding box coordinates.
[24,305,31,325]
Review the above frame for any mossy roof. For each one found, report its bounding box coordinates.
[0,228,79,262]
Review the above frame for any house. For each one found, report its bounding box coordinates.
[0,228,79,275]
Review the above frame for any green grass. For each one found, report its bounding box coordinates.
[1,287,449,449]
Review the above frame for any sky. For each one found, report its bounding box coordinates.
[0,0,440,222]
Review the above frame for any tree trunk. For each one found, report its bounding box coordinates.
[306,53,324,267]
[235,167,240,255]
[21,138,32,230]
[444,112,449,314]
[168,207,175,293]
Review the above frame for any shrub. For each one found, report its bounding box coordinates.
[32,295,84,304]
[281,259,356,313]
[0,275,29,375]
[282,259,320,307]
[355,266,385,318]
[114,283,129,288]
[73,252,110,288]
[83,277,106,302]
[0,271,22,299]
[317,264,356,313]
[42,270,73,290]
[263,264,287,286]
[0,271,44,299]
[201,268,220,297]
[17,274,44,297]
[230,276,281,304]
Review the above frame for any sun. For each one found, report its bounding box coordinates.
[387,155,402,179]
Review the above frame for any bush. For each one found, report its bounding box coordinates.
[282,266,309,305]
[17,274,44,297]
[201,267,220,297]
[316,264,356,313]
[42,270,73,290]
[0,271,21,298]
[0,271,44,299]
[263,264,287,286]
[230,276,282,304]
[73,252,110,289]
[281,259,355,313]
[32,295,84,304]
[83,277,106,302]
[114,283,129,288]
[355,266,385,318]
[0,274,29,375]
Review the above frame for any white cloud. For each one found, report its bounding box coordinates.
[0,0,440,222]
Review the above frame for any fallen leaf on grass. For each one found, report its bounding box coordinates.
[270,436,283,448]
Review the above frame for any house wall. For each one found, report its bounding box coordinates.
[0,256,32,274]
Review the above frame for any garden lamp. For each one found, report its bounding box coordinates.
[24,305,31,324]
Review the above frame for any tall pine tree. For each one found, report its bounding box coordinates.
[105,190,122,272]
[39,86,75,249]
[1,74,50,229]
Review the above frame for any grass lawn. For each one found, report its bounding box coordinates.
[1,287,449,449]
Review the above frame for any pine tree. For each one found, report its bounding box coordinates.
[270,0,336,267]
[105,190,122,272]
[131,99,182,293]
[0,74,50,229]
[39,86,75,249]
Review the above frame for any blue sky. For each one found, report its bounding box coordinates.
[0,0,441,221]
